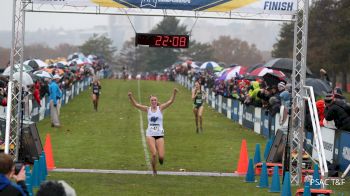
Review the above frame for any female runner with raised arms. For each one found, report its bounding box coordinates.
[128,88,178,175]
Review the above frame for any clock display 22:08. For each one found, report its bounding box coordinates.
[154,35,188,47]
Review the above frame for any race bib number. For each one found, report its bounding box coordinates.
[150,125,160,132]
[93,89,99,93]
[195,99,202,104]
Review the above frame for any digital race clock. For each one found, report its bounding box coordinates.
[135,33,189,48]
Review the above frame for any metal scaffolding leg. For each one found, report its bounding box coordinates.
[290,0,309,185]
[4,0,28,160]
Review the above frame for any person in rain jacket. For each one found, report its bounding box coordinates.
[245,81,261,106]
[49,75,62,127]
[324,94,350,131]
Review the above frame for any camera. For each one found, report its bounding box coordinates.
[14,162,24,175]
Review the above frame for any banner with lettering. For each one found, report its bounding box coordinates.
[33,0,297,14]
[243,104,254,130]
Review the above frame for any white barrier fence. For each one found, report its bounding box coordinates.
[176,75,350,174]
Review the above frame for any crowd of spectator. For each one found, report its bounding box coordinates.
[172,60,350,132]
[0,53,111,118]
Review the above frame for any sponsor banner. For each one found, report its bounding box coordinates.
[45,96,50,117]
[207,89,212,106]
[0,118,5,136]
[61,89,66,106]
[33,0,297,14]
[71,85,75,99]
[227,98,232,119]
[336,131,350,172]
[0,106,5,117]
[211,92,215,109]
[231,99,239,122]
[269,114,276,138]
[304,130,313,156]
[66,90,71,104]
[31,100,40,122]
[39,99,45,120]
[261,108,269,138]
[238,102,243,125]
[221,97,227,115]
[242,104,254,130]
[75,82,79,95]
[217,95,222,113]
[312,127,335,163]
[254,107,261,134]
[206,88,209,104]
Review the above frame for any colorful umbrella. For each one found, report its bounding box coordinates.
[24,59,48,69]
[224,66,248,81]
[248,67,285,78]
[2,64,33,76]
[33,70,53,79]
[200,61,221,70]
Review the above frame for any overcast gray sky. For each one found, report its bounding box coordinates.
[0,1,283,51]
[1,1,111,31]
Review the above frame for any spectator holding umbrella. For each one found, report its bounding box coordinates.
[324,94,350,131]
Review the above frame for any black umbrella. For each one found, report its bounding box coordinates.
[305,78,332,97]
[246,63,264,74]
[263,72,286,87]
[264,58,313,76]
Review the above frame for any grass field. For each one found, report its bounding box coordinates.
[36,79,350,195]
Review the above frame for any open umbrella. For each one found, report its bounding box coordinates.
[200,61,221,70]
[246,63,264,73]
[24,59,48,69]
[189,61,201,69]
[264,58,312,75]
[263,72,286,87]
[2,64,33,76]
[13,72,34,86]
[44,68,65,76]
[305,78,332,97]
[248,67,285,78]
[54,61,68,69]
[68,52,85,61]
[224,65,248,81]
[33,70,53,79]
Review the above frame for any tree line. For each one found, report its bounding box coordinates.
[0,17,265,72]
[272,0,349,91]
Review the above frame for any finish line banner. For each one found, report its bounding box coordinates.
[33,0,297,14]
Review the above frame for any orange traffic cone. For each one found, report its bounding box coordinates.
[44,134,55,170]
[235,139,249,175]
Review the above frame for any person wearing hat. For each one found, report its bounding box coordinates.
[49,75,62,128]
[324,94,350,131]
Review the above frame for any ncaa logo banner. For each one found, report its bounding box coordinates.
[33,0,297,14]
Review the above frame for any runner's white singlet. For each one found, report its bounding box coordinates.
[146,106,164,136]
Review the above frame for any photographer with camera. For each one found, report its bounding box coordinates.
[0,153,28,195]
